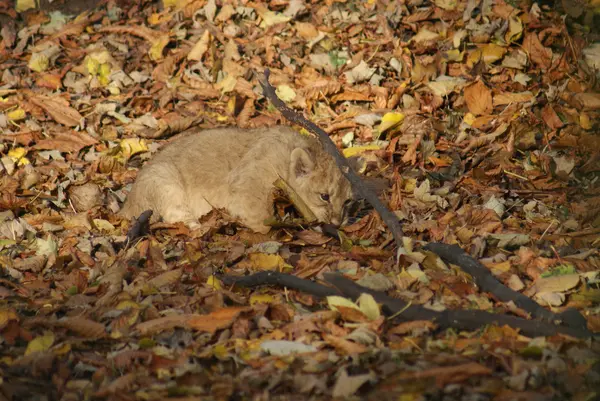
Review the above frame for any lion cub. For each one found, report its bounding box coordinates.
[120,126,353,234]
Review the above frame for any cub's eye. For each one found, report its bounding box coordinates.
[320,193,330,202]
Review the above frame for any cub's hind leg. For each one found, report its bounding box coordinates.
[122,164,201,227]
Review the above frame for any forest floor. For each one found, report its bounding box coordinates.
[0,0,599,400]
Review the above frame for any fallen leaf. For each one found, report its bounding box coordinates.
[260,340,317,356]
[33,131,98,153]
[188,307,250,333]
[25,332,55,355]
[29,95,83,127]
[464,81,493,116]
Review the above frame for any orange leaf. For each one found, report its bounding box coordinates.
[522,32,552,70]
[188,307,251,334]
[464,81,493,116]
[395,362,492,388]
[136,315,190,335]
[323,333,368,355]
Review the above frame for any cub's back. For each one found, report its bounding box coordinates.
[149,126,306,189]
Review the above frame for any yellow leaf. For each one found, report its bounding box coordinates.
[481,43,507,64]
[257,9,291,28]
[93,219,116,232]
[8,147,27,161]
[327,295,361,312]
[8,147,30,166]
[216,74,237,94]
[580,112,592,129]
[342,145,382,158]
[433,0,457,10]
[483,260,512,273]
[7,108,26,122]
[163,0,177,7]
[25,332,55,356]
[15,0,36,12]
[357,293,380,320]
[248,253,290,271]
[249,294,276,305]
[148,13,163,24]
[86,57,101,75]
[98,63,111,86]
[207,276,222,290]
[116,300,140,310]
[276,85,296,102]
[505,14,523,44]
[149,35,170,61]
[378,112,405,133]
[463,112,476,125]
[445,49,464,62]
[120,138,148,160]
[0,308,19,330]
[28,53,50,72]
[466,49,482,68]
[188,30,211,61]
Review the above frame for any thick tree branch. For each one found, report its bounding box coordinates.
[424,243,587,329]
[219,271,594,339]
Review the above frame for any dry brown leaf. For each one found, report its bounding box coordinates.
[331,90,371,103]
[301,80,342,100]
[388,320,438,335]
[188,307,251,334]
[136,314,191,335]
[237,98,254,128]
[59,317,106,338]
[295,22,319,40]
[95,373,137,397]
[394,362,492,387]
[522,32,552,70]
[493,91,535,106]
[323,333,368,355]
[33,131,97,153]
[295,230,332,245]
[464,81,493,116]
[573,93,600,110]
[29,95,83,127]
[147,268,182,289]
[541,104,564,129]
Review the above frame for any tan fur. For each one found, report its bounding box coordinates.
[120,126,353,234]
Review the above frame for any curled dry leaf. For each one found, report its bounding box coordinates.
[59,317,106,338]
[29,95,83,127]
[135,314,191,335]
[323,333,368,355]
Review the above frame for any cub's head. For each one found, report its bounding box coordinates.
[288,147,353,226]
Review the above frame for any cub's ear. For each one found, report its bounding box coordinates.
[290,148,314,178]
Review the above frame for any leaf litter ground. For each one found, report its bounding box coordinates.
[0,0,599,400]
